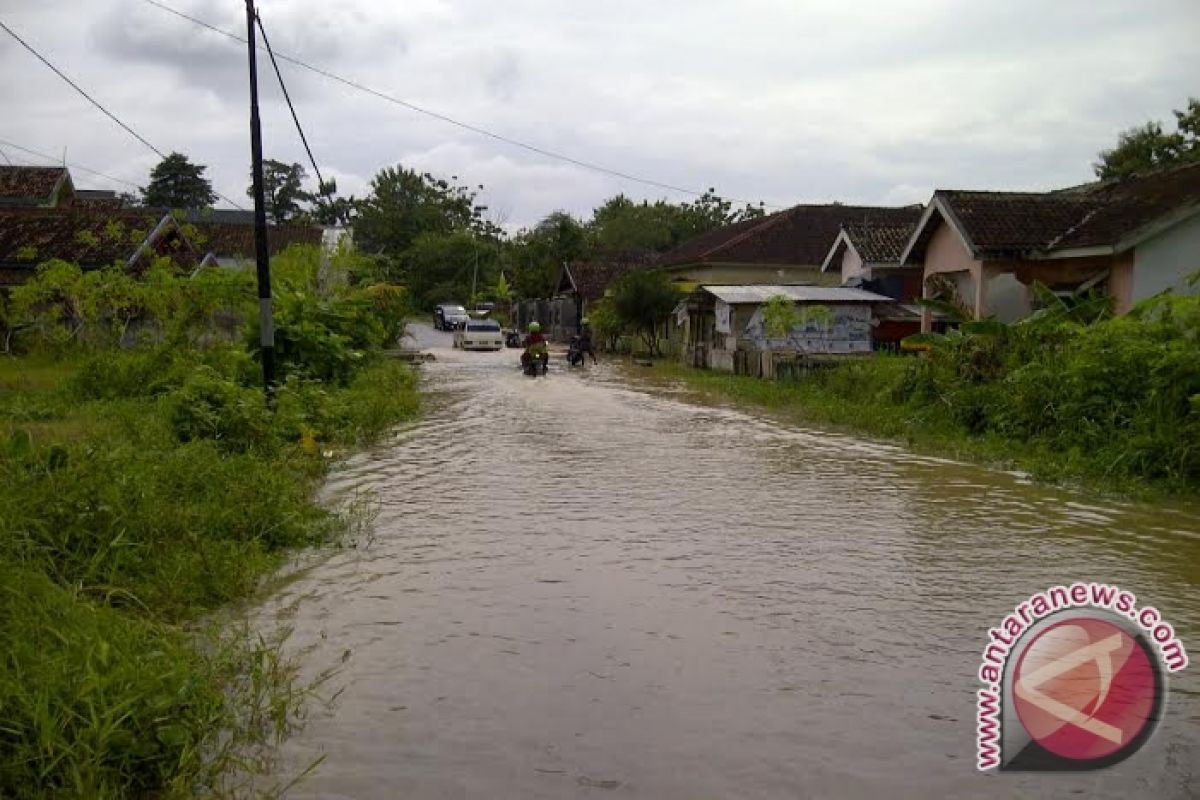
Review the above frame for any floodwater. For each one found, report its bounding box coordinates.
[256,325,1200,799]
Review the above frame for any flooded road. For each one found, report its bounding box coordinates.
[258,325,1200,799]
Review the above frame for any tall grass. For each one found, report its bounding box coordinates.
[656,291,1200,496]
[0,249,419,797]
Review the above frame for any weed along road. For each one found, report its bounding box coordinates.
[257,325,1200,799]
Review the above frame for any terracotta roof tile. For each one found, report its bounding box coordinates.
[659,204,923,267]
[0,166,69,205]
[842,209,924,263]
[923,161,1200,258]
[562,256,651,302]
[0,207,200,285]
[1051,160,1200,249]
[188,221,323,259]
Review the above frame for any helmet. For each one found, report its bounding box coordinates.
[529,321,542,332]
[580,317,590,325]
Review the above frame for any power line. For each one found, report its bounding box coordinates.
[138,0,774,208]
[0,19,166,159]
[0,138,142,190]
[253,11,325,189]
[0,18,247,210]
[0,146,12,166]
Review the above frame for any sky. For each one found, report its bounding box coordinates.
[1,0,1198,229]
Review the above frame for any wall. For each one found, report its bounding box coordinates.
[920,221,981,329]
[1132,211,1200,303]
[983,269,1030,322]
[840,246,866,284]
[743,303,874,354]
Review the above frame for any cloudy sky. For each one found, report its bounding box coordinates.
[2,0,1197,228]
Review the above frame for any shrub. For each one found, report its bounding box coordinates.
[167,367,273,452]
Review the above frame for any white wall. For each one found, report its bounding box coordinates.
[840,246,866,284]
[1133,212,1200,301]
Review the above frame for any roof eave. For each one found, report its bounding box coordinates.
[899,194,978,265]
[820,229,854,273]
[1114,202,1200,254]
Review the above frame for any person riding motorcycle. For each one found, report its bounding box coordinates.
[568,318,598,366]
[521,321,549,373]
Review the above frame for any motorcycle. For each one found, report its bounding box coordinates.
[567,336,584,366]
[522,351,548,377]
[505,331,522,349]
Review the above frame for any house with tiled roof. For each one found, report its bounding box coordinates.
[0,164,326,285]
[901,161,1200,329]
[656,204,924,287]
[820,207,924,299]
[0,166,75,208]
[0,207,207,287]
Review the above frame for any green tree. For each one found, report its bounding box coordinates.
[586,296,625,351]
[611,269,679,355]
[308,177,356,226]
[353,167,481,255]
[510,211,587,299]
[251,160,307,223]
[762,294,800,338]
[1095,98,1200,179]
[141,152,217,209]
[400,230,495,308]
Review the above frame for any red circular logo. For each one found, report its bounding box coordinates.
[1013,617,1159,762]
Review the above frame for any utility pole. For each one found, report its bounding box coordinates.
[245,0,275,395]
[471,243,479,309]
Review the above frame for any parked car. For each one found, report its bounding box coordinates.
[433,303,469,331]
[453,318,504,350]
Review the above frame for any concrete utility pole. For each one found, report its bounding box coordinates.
[245,0,275,395]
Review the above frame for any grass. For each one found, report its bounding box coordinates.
[643,358,1198,501]
[0,348,420,797]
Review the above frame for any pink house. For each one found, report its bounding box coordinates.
[900,162,1200,330]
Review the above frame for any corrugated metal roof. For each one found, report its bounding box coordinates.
[701,285,893,304]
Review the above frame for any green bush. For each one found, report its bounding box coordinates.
[168,367,272,453]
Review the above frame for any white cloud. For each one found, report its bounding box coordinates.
[2,0,1198,225]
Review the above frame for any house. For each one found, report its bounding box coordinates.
[679,284,894,373]
[819,207,927,344]
[0,164,325,284]
[0,207,207,288]
[0,166,75,208]
[545,257,649,340]
[656,203,924,288]
[900,161,1200,330]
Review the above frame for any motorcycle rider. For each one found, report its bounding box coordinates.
[521,321,549,373]
[577,318,597,364]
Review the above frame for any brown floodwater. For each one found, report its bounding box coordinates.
[255,326,1200,799]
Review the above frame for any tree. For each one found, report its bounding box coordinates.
[509,211,586,299]
[353,166,481,255]
[586,296,625,352]
[762,294,800,339]
[141,152,217,209]
[400,230,496,308]
[1095,97,1200,180]
[611,269,679,355]
[252,160,307,223]
[309,177,357,226]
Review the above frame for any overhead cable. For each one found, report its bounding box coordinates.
[0,18,247,209]
[138,0,773,208]
[0,137,142,189]
[0,19,166,159]
[254,11,326,188]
